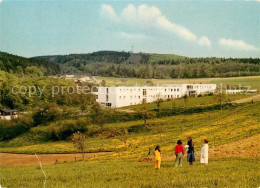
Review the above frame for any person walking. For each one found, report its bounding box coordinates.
[187,136,195,165]
[200,139,209,165]
[174,140,185,167]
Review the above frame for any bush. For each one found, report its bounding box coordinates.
[0,114,34,141]
[32,103,62,125]
[47,117,90,140]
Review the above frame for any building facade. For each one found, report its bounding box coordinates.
[96,84,216,108]
[0,109,19,120]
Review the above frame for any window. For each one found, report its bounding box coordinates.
[105,103,112,108]
[106,88,109,93]
[177,88,179,92]
[143,89,147,96]
[187,85,193,90]
[106,95,108,102]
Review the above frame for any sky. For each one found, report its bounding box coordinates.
[0,0,259,58]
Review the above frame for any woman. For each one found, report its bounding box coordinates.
[200,139,209,165]
[187,136,195,165]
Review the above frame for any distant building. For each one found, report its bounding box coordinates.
[65,75,75,79]
[226,89,257,94]
[0,109,19,120]
[79,76,90,82]
[96,84,216,108]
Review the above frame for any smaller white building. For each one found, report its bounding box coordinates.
[96,84,216,108]
[0,109,19,120]
[65,75,75,79]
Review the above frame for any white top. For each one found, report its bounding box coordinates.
[200,144,209,164]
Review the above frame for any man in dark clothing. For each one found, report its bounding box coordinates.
[187,136,195,165]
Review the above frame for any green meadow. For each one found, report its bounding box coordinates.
[95,75,260,90]
[0,101,259,157]
[0,76,260,187]
[1,159,259,188]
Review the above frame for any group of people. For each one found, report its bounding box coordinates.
[154,136,209,169]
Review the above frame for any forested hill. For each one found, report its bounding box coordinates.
[0,52,60,75]
[33,51,260,78]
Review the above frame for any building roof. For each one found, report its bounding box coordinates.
[0,109,18,113]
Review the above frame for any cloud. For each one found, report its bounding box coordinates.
[0,0,3,3]
[218,38,258,51]
[119,32,149,40]
[198,36,211,47]
[100,4,119,22]
[100,4,210,45]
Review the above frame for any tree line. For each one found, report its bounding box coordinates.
[62,61,260,79]
[0,52,60,75]
[34,51,260,78]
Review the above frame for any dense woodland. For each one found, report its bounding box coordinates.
[0,52,60,75]
[34,51,260,78]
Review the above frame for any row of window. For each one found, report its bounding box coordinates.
[118,95,180,100]
[118,88,180,92]
[187,85,212,89]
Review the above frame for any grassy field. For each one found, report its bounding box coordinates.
[1,159,259,187]
[1,102,259,157]
[121,94,251,111]
[0,80,259,187]
[95,75,260,90]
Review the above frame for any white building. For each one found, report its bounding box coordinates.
[0,109,19,120]
[96,84,216,108]
[65,75,75,79]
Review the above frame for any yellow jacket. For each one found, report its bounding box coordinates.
[155,150,161,161]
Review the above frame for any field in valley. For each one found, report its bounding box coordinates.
[0,76,260,187]
[1,101,260,187]
[95,75,260,90]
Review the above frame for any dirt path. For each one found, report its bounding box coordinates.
[195,134,260,158]
[233,94,260,104]
[157,134,260,162]
[0,152,111,167]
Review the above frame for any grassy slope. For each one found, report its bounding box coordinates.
[0,100,259,187]
[95,75,260,90]
[1,102,259,157]
[148,53,186,63]
[1,159,259,187]
[121,94,250,111]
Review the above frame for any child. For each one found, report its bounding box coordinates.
[175,140,185,167]
[155,145,162,169]
[200,139,209,165]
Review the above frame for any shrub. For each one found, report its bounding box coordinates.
[32,103,62,125]
[47,117,90,140]
[0,114,34,141]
